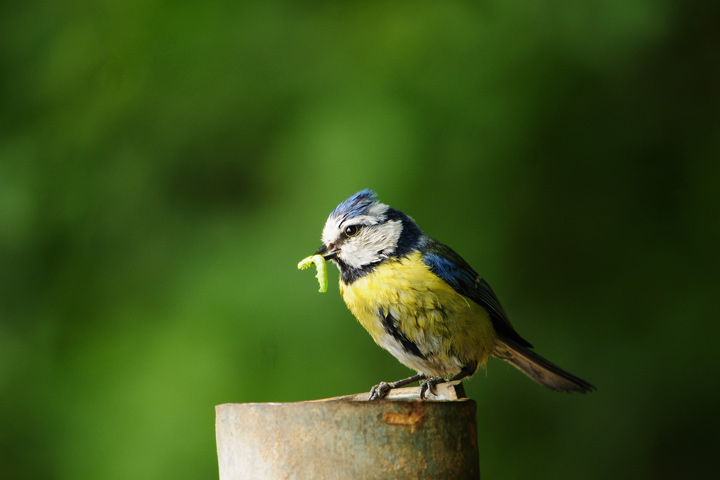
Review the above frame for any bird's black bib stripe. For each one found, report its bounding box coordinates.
[379,309,426,360]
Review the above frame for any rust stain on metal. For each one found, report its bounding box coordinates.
[380,404,427,432]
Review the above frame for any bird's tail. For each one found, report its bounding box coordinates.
[494,338,595,393]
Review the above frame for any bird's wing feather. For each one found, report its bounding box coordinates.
[421,240,533,348]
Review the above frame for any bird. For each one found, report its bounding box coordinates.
[313,189,595,400]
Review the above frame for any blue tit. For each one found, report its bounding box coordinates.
[314,189,595,399]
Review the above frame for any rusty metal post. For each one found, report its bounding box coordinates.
[215,385,479,479]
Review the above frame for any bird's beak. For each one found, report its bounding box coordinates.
[315,243,338,261]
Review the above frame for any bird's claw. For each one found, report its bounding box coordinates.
[368,382,392,400]
[419,377,444,399]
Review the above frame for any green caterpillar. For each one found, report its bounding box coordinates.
[298,254,328,293]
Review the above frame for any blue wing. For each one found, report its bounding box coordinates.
[421,239,533,349]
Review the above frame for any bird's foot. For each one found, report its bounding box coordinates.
[368,382,393,400]
[419,377,445,399]
[368,373,428,400]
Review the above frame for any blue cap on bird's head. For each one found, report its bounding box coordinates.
[330,189,378,223]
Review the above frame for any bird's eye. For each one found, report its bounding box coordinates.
[344,225,361,237]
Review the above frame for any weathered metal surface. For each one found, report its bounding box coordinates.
[216,385,479,480]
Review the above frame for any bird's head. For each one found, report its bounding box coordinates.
[315,189,423,282]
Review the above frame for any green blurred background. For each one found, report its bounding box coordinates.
[1,1,718,478]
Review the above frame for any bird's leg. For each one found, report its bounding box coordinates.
[420,363,477,399]
[368,373,427,400]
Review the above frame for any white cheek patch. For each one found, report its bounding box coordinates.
[339,220,403,269]
[340,235,380,266]
[370,219,403,255]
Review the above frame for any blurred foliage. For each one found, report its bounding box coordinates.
[1,0,719,478]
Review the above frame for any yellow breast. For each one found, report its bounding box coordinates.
[339,251,497,377]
